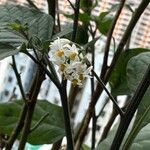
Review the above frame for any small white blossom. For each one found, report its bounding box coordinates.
[49,38,92,86]
[65,44,79,62]
[49,37,70,53]
[49,38,70,65]
[63,62,93,86]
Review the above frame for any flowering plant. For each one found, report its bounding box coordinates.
[49,38,93,86]
[0,1,149,150]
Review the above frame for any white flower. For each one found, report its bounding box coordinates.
[65,44,79,61]
[50,53,65,66]
[49,37,70,53]
[63,62,93,86]
[49,38,70,65]
[49,38,93,86]
[75,62,93,80]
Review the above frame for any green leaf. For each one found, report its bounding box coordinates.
[8,20,28,32]
[42,40,50,52]
[0,5,38,23]
[0,100,65,144]
[0,5,53,58]
[0,29,26,47]
[80,0,93,12]
[75,25,88,44]
[79,13,91,24]
[125,4,134,13]
[127,52,150,92]
[109,48,149,96]
[28,13,53,41]
[0,42,19,60]
[130,124,150,150]
[61,25,89,44]
[0,5,54,42]
[122,52,150,149]
[96,11,113,35]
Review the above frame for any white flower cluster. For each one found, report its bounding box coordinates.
[49,38,93,86]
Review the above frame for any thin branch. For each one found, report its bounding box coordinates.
[91,111,96,150]
[43,54,60,85]
[56,0,61,31]
[91,77,96,150]
[92,70,124,117]
[5,56,28,149]
[91,30,96,150]
[47,0,56,19]
[11,56,27,103]
[67,0,76,11]
[33,48,39,60]
[112,36,116,52]
[88,24,94,37]
[30,112,49,133]
[59,81,74,150]
[125,35,131,50]
[100,0,126,79]
[69,85,79,112]
[110,64,150,150]
[25,52,61,89]
[8,87,16,101]
[18,66,45,150]
[72,0,81,41]
[24,38,70,150]
[26,0,39,10]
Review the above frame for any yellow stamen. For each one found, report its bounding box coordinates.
[72,79,78,86]
[55,49,64,57]
[79,74,84,80]
[59,64,65,72]
[69,52,77,60]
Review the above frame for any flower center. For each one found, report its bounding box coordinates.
[55,49,64,57]
[79,74,84,80]
[69,52,77,60]
[59,64,65,72]
[72,79,78,86]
